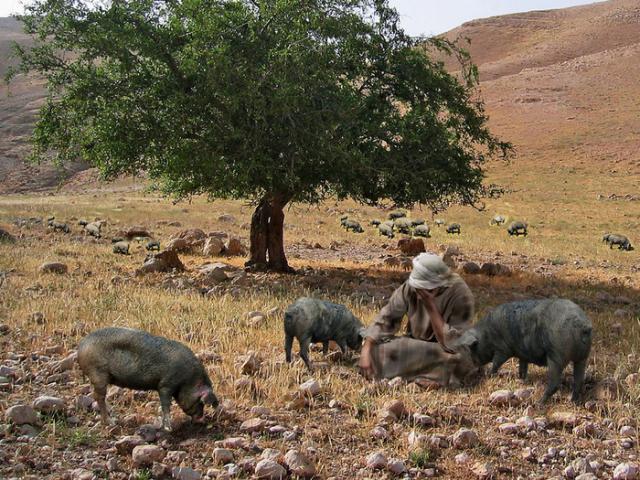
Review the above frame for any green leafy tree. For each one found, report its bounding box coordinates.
[8,0,511,271]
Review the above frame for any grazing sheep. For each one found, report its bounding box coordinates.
[413,224,431,238]
[378,223,395,239]
[507,221,528,237]
[605,234,633,251]
[284,297,364,370]
[370,219,382,227]
[111,237,125,244]
[113,241,130,255]
[146,240,161,251]
[411,219,425,227]
[78,219,88,227]
[446,223,461,235]
[343,219,364,233]
[435,219,445,227]
[393,217,412,234]
[490,215,506,226]
[46,216,55,226]
[602,233,611,243]
[339,215,349,227]
[51,221,70,233]
[84,222,102,239]
[388,210,407,220]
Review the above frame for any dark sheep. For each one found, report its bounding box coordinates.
[146,240,161,251]
[51,221,70,233]
[413,224,430,238]
[605,234,633,251]
[507,221,528,237]
[378,223,395,239]
[388,210,407,220]
[446,223,461,235]
[370,219,382,227]
[393,217,412,234]
[343,219,364,233]
[112,241,130,255]
[411,219,425,227]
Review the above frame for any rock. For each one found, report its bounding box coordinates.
[137,424,160,442]
[471,462,495,479]
[203,237,225,256]
[480,262,510,276]
[200,265,229,285]
[218,214,236,223]
[70,468,95,480]
[614,309,630,318]
[300,379,321,396]
[171,228,207,251]
[452,428,479,449]
[566,458,594,478]
[573,421,600,438]
[412,413,436,427]
[366,452,388,469]
[514,388,533,403]
[498,423,518,435]
[5,404,39,425]
[165,451,188,464]
[625,373,639,388]
[575,474,597,480]
[549,411,579,428]
[371,426,389,440]
[593,377,622,400]
[39,262,68,274]
[106,458,120,472]
[398,238,425,256]
[489,390,516,406]
[132,445,166,467]
[225,237,247,256]
[455,452,472,464]
[521,447,535,462]
[171,466,202,480]
[212,448,234,465]
[462,262,481,274]
[383,399,407,418]
[254,459,287,479]
[115,435,145,455]
[620,425,636,436]
[152,463,172,478]
[240,352,262,375]
[166,238,189,252]
[136,250,185,274]
[261,449,282,462]
[122,226,151,240]
[221,437,248,449]
[32,395,65,414]
[52,352,77,372]
[613,463,639,480]
[515,416,536,432]
[387,458,407,475]
[240,418,266,433]
[284,449,316,478]
[250,406,270,416]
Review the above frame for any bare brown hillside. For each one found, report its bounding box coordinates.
[0,17,89,194]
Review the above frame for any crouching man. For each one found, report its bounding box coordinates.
[359,253,477,387]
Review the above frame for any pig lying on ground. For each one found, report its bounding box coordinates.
[285,297,364,371]
[78,327,218,430]
[457,299,592,404]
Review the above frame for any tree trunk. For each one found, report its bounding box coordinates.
[246,192,292,272]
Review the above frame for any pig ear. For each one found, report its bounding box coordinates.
[197,386,217,405]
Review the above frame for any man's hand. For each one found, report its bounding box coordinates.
[358,338,375,379]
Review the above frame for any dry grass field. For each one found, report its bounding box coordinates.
[0,182,639,479]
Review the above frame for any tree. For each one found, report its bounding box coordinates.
[8,0,511,272]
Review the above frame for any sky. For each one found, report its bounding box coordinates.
[1,0,606,35]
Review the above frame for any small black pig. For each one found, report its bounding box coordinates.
[78,327,218,430]
[458,299,592,404]
[284,297,364,370]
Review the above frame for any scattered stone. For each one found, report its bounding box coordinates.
[240,418,266,433]
[137,424,160,442]
[171,228,207,251]
[366,452,388,469]
[70,468,95,480]
[498,423,518,435]
[593,377,622,400]
[515,416,536,432]
[225,237,247,256]
[387,458,407,475]
[5,404,39,425]
[166,238,189,252]
[52,352,77,372]
[300,379,321,396]
[620,425,636,436]
[132,445,166,467]
[480,262,510,276]
[371,426,389,440]
[32,395,65,414]
[218,214,236,223]
[115,435,146,455]
[471,461,495,479]
[413,413,436,427]
[171,466,202,480]
[284,449,316,478]
[203,237,225,256]
[455,452,472,464]
[254,459,287,479]
[240,352,262,375]
[383,399,407,418]
[462,262,481,274]
[514,388,533,403]
[489,390,516,406]
[39,262,68,274]
[521,447,536,462]
[212,448,234,465]
[625,373,639,388]
[165,451,187,464]
[613,463,639,480]
[136,250,185,274]
[452,428,479,449]
[565,457,595,478]
[250,406,270,416]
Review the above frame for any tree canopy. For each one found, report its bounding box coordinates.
[9,0,512,271]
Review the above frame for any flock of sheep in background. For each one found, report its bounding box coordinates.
[339,210,634,251]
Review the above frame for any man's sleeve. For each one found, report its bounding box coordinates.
[362,282,410,343]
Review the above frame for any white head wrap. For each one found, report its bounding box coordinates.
[408,253,453,290]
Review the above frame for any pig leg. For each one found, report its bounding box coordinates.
[285,333,294,363]
[298,336,313,371]
[518,360,529,381]
[322,341,329,355]
[540,359,563,404]
[93,384,111,425]
[158,388,173,431]
[571,359,587,404]
[489,352,509,375]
